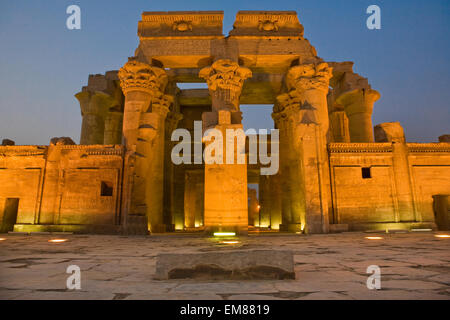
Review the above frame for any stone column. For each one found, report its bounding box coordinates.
[336,88,380,142]
[374,122,416,222]
[329,111,350,142]
[163,111,183,231]
[184,171,197,229]
[199,59,252,235]
[104,111,123,144]
[268,172,283,229]
[259,175,271,228]
[75,90,116,145]
[273,62,333,233]
[118,60,173,233]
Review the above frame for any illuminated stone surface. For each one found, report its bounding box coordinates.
[0,10,449,236]
[0,233,449,300]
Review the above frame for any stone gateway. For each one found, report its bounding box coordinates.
[1,11,449,235]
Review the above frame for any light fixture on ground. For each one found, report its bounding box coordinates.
[220,240,240,245]
[0,238,6,241]
[365,236,383,240]
[434,234,450,239]
[213,232,236,237]
[48,239,68,243]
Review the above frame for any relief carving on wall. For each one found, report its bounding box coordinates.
[258,19,279,32]
[172,20,193,32]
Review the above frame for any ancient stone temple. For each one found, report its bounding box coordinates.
[1,11,449,234]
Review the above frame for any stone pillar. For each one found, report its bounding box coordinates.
[199,59,252,235]
[75,90,116,145]
[268,172,283,229]
[374,122,416,222]
[118,60,173,233]
[184,171,197,229]
[259,175,271,228]
[337,88,380,142]
[329,111,350,142]
[104,111,123,144]
[163,111,183,231]
[273,62,333,233]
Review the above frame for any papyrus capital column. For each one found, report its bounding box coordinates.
[199,60,251,235]
[75,90,116,145]
[118,60,173,233]
[199,59,252,126]
[118,60,170,150]
[336,88,380,142]
[284,62,333,136]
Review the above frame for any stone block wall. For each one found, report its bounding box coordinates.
[0,144,124,233]
[328,142,450,230]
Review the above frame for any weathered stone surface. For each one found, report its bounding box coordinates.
[49,137,76,145]
[1,9,449,238]
[1,233,449,300]
[1,139,15,146]
[155,250,295,280]
[374,122,406,143]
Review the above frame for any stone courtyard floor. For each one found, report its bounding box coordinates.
[0,232,449,300]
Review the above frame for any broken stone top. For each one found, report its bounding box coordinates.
[138,10,304,39]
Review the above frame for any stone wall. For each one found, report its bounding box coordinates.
[329,142,450,230]
[0,144,124,233]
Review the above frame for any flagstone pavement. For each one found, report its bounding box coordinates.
[0,232,449,300]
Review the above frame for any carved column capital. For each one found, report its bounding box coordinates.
[150,93,174,118]
[118,60,168,95]
[336,88,380,115]
[75,90,117,116]
[199,59,252,110]
[286,62,333,93]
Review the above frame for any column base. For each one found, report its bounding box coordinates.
[279,223,303,233]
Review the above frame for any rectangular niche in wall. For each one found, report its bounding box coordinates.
[362,167,372,179]
[101,181,114,196]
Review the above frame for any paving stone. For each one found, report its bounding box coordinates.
[0,233,448,300]
[155,250,295,280]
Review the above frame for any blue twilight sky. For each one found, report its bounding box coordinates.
[0,0,449,145]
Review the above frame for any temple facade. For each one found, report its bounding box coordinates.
[1,11,449,234]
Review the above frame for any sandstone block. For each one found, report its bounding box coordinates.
[439,135,450,143]
[1,139,15,146]
[155,250,295,280]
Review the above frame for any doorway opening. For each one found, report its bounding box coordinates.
[1,198,19,232]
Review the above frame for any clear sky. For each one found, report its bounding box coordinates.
[0,0,449,145]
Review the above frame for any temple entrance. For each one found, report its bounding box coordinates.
[1,198,19,232]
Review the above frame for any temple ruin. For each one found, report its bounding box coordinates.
[1,11,449,234]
